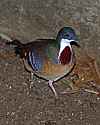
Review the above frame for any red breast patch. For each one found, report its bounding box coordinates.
[60,46,71,65]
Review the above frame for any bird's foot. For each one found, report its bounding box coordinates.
[60,87,79,95]
[83,81,100,96]
[48,80,58,99]
[83,89,100,95]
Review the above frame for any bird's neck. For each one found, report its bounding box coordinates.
[58,39,72,65]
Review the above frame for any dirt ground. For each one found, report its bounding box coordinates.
[0,0,100,124]
[0,37,100,125]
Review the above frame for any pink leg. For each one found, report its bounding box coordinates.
[48,80,58,98]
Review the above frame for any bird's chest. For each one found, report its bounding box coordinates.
[37,59,74,80]
[42,59,69,74]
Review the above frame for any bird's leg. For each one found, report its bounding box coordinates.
[29,72,40,91]
[29,72,35,89]
[48,80,58,98]
[30,72,34,81]
[30,72,38,81]
[60,81,79,94]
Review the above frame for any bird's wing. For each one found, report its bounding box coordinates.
[26,39,58,71]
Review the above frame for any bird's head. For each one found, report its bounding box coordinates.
[56,26,79,46]
[56,27,80,65]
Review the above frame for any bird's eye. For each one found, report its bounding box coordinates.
[66,34,69,37]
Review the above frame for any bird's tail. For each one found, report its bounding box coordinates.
[6,39,24,58]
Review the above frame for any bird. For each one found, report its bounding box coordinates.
[6,27,80,98]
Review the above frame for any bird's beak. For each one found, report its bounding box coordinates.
[70,40,80,48]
